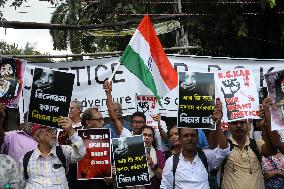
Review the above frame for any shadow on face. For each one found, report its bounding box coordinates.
[179,128,198,151]
[228,119,250,139]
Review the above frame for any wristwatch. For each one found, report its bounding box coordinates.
[152,164,159,170]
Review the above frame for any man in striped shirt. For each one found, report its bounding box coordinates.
[19,117,86,189]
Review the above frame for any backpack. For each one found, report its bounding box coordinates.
[220,138,261,184]
[172,148,208,188]
[23,146,67,180]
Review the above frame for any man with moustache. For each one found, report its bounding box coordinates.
[19,117,86,189]
[215,98,276,189]
[161,100,230,189]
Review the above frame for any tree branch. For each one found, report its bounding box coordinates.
[0,15,185,30]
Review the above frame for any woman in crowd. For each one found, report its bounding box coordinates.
[0,127,20,189]
[141,125,166,189]
[262,150,284,189]
[164,125,181,160]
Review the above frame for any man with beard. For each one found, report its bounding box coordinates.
[215,98,276,189]
[19,117,86,189]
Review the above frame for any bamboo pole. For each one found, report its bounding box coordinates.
[0,15,184,30]
[3,46,199,59]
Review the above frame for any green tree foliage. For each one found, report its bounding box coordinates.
[48,0,284,58]
[1,0,283,58]
[0,41,52,62]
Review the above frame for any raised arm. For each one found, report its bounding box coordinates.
[208,99,228,149]
[263,98,284,154]
[58,117,86,163]
[152,114,167,141]
[103,80,124,135]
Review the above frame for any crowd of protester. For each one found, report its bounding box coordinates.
[1,80,284,189]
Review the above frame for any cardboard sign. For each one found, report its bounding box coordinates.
[0,57,26,108]
[77,128,111,179]
[178,72,215,129]
[112,135,150,188]
[28,68,75,127]
[136,95,159,128]
[215,69,260,122]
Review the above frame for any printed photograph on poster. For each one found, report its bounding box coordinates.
[28,68,75,128]
[77,128,111,179]
[215,69,260,122]
[265,70,284,130]
[0,57,26,108]
[178,72,215,129]
[112,135,150,188]
[136,95,159,129]
[258,87,268,104]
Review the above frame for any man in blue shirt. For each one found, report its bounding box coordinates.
[103,102,131,138]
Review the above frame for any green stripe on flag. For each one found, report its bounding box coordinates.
[120,45,161,102]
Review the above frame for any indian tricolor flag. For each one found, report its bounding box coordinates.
[120,15,178,104]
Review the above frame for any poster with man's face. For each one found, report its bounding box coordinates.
[0,57,26,108]
[28,68,75,128]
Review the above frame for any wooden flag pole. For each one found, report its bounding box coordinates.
[108,62,121,82]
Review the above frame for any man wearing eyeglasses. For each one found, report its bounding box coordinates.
[214,99,276,189]
[67,107,111,189]
[19,117,86,189]
[81,107,104,129]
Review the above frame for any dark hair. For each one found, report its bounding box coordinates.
[0,127,4,147]
[0,62,17,78]
[140,125,157,148]
[131,111,146,123]
[178,128,199,137]
[167,124,177,137]
[81,107,99,126]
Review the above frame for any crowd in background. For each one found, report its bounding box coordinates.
[1,80,284,189]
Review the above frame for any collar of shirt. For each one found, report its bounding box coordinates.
[230,136,250,148]
[32,146,57,160]
[180,150,199,164]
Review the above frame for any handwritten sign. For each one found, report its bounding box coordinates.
[178,72,215,129]
[112,135,150,188]
[77,128,111,179]
[28,68,75,127]
[215,69,260,122]
[136,95,159,128]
